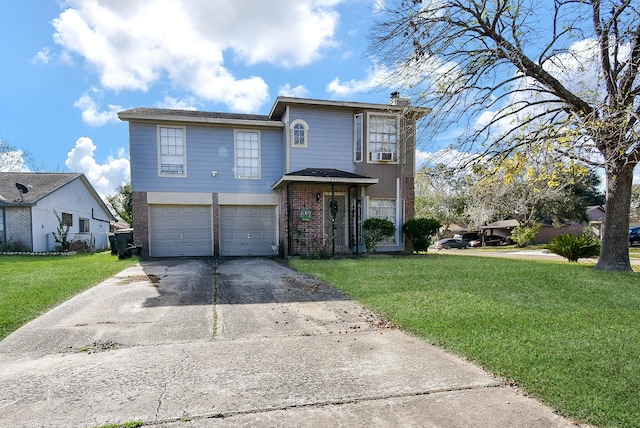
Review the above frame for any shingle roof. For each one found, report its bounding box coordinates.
[118,108,271,122]
[0,172,84,205]
[271,168,379,190]
[285,168,372,179]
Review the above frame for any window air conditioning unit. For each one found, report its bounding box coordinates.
[376,152,394,161]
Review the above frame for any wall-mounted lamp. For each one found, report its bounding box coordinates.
[316,193,321,201]
[211,171,218,177]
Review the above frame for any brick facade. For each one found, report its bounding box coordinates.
[212,193,219,256]
[4,207,32,250]
[132,191,149,258]
[280,184,354,256]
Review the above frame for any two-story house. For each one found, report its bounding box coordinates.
[118,94,426,258]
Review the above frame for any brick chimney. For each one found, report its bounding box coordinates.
[389,91,411,106]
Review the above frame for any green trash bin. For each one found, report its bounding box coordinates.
[114,229,134,259]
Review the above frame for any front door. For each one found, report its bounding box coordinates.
[324,193,347,246]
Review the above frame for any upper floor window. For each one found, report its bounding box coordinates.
[354,114,363,162]
[368,114,398,162]
[158,126,186,176]
[235,130,261,179]
[290,119,308,148]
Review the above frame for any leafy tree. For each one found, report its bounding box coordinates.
[540,169,605,224]
[106,182,133,226]
[415,164,469,234]
[510,223,542,248]
[402,218,441,252]
[363,218,396,254]
[465,151,591,228]
[371,0,640,271]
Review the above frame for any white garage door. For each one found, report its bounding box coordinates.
[149,205,213,257]
[220,206,276,256]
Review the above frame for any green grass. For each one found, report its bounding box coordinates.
[291,255,640,428]
[0,252,139,340]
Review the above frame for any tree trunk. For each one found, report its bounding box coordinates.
[595,161,634,272]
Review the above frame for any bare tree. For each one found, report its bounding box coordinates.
[371,0,640,271]
[0,140,30,172]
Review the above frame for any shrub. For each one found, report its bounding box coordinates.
[52,209,71,251]
[402,218,441,253]
[0,240,30,253]
[363,218,395,254]
[510,223,541,247]
[546,233,601,262]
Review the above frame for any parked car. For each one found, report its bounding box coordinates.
[469,236,507,247]
[630,227,640,246]
[435,238,469,250]
[453,232,480,242]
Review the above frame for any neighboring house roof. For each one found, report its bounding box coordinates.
[483,219,520,229]
[0,172,115,221]
[272,168,379,190]
[587,205,606,222]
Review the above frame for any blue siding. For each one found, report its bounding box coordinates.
[288,107,354,172]
[130,123,282,193]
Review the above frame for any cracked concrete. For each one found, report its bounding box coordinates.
[0,258,576,427]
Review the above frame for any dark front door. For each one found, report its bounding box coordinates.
[324,193,347,246]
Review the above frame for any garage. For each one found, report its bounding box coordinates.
[220,206,276,256]
[149,205,213,257]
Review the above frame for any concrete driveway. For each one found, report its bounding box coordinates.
[0,258,574,427]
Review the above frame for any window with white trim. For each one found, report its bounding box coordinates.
[290,120,308,147]
[369,199,397,244]
[235,130,261,178]
[158,126,186,176]
[79,218,90,233]
[354,114,363,162]
[368,114,398,162]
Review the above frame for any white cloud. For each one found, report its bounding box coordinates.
[65,137,130,198]
[326,63,393,97]
[74,92,121,126]
[52,0,344,112]
[157,96,199,110]
[32,47,50,64]
[278,84,310,98]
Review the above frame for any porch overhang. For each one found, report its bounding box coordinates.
[271,168,378,190]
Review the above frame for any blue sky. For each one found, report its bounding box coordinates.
[0,0,403,197]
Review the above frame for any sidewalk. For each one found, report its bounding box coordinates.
[0,258,575,427]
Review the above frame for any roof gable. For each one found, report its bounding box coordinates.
[0,172,115,221]
[0,172,83,205]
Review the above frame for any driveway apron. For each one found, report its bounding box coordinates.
[0,258,574,427]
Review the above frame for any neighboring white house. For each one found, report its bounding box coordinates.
[0,172,115,252]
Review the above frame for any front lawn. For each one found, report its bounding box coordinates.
[0,252,139,340]
[291,255,640,428]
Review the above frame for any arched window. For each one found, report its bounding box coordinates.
[290,120,309,148]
